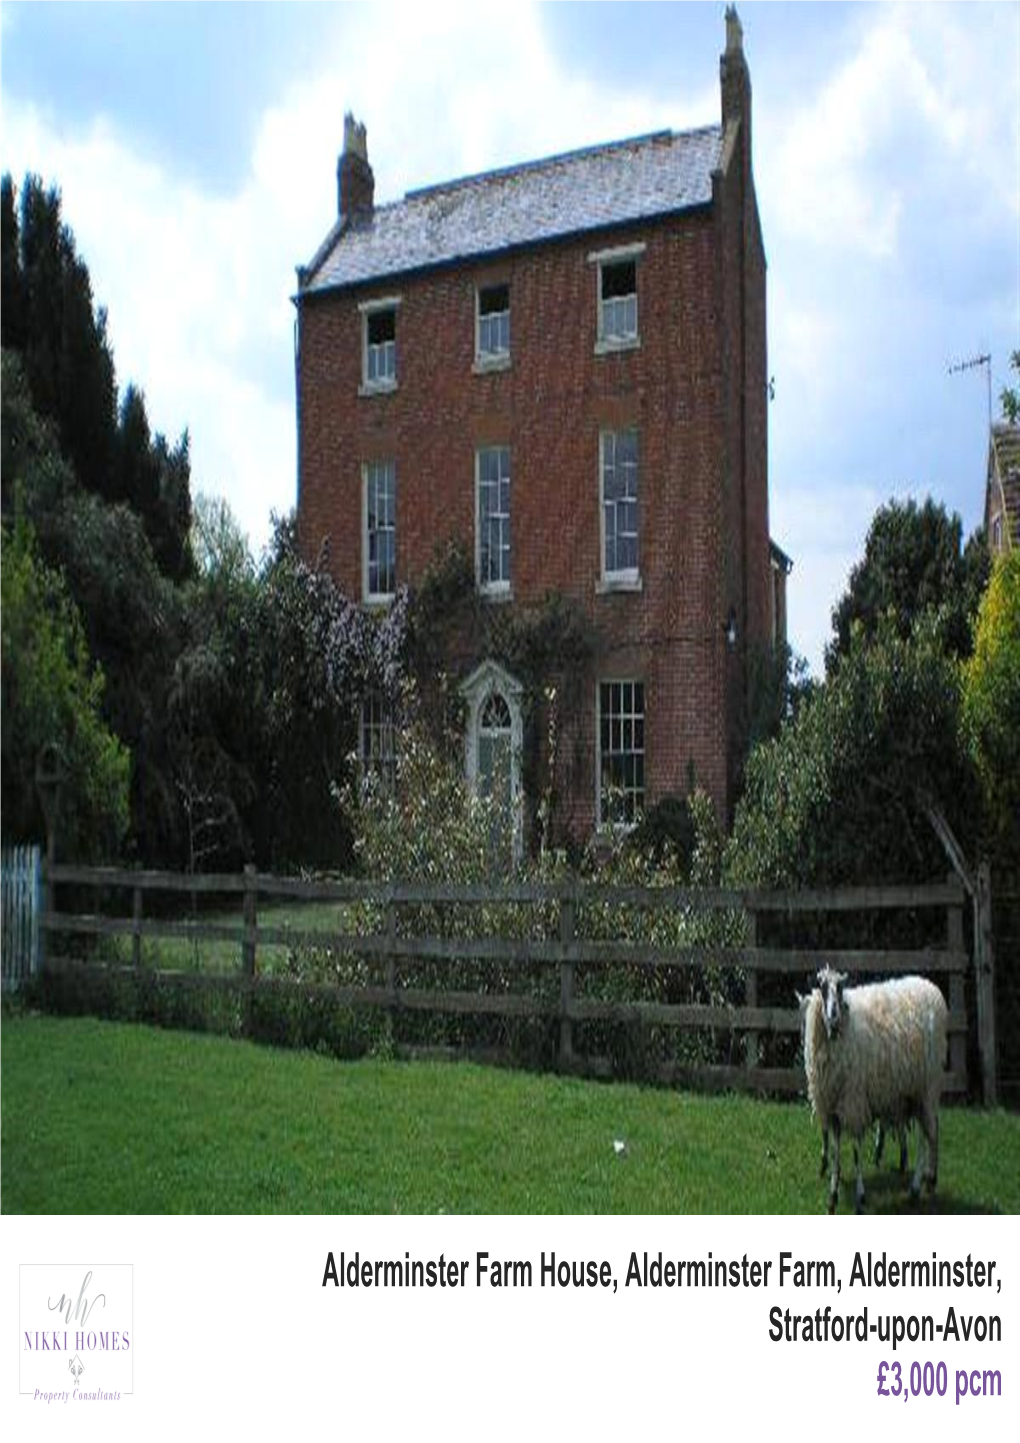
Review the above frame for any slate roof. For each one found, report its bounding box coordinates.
[990,423,1020,547]
[299,125,724,296]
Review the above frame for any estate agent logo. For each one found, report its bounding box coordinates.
[20,1264,133,1404]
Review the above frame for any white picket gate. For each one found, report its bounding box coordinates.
[1,844,42,990]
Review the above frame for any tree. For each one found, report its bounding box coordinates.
[1,349,76,517]
[249,514,411,868]
[27,486,189,863]
[116,386,193,580]
[963,551,1020,862]
[1,516,130,857]
[2,172,193,581]
[12,174,119,499]
[726,618,979,888]
[1001,350,1020,425]
[826,497,988,672]
[1,176,26,352]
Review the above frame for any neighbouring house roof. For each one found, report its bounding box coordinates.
[299,125,724,296]
[989,423,1020,548]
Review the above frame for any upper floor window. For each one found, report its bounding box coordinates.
[476,284,510,367]
[359,296,401,392]
[363,460,396,601]
[590,243,644,352]
[991,513,1003,552]
[597,680,645,827]
[599,428,640,585]
[476,445,511,594]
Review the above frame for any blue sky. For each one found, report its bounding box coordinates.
[2,1,1017,671]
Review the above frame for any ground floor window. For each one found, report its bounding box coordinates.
[360,693,396,792]
[597,679,645,825]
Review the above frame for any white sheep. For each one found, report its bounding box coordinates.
[801,967,948,1213]
[796,993,911,1184]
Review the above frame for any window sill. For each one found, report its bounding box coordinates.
[594,336,640,357]
[359,380,398,397]
[596,575,643,595]
[593,819,640,844]
[478,584,513,604]
[363,593,395,611]
[472,354,511,375]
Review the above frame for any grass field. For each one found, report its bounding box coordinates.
[99,900,355,975]
[2,1012,1017,1214]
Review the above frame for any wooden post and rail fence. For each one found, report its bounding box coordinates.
[17,860,997,1103]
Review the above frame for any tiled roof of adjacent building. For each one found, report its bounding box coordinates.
[299,125,724,296]
[991,423,1020,546]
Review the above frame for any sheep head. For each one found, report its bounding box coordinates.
[816,966,848,1040]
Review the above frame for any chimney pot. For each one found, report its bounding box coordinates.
[725,5,743,55]
[337,112,374,220]
[343,112,368,162]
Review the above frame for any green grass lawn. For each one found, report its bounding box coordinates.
[2,1012,1017,1214]
[98,900,359,975]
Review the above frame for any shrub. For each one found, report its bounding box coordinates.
[963,551,1020,863]
[1,513,130,855]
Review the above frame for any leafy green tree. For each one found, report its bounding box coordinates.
[963,551,1020,861]
[28,486,188,863]
[1,176,26,352]
[727,618,978,888]
[1001,350,1020,425]
[1,516,130,856]
[168,495,262,870]
[115,385,193,580]
[2,173,193,580]
[250,514,410,868]
[827,498,988,672]
[1,349,76,516]
[13,174,119,500]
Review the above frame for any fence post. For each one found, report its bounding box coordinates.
[558,885,576,1071]
[241,864,257,1036]
[242,864,257,977]
[385,887,398,1038]
[132,882,143,969]
[946,879,967,1089]
[974,862,997,1106]
[30,846,42,979]
[745,908,759,1069]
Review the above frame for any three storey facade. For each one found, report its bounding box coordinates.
[295,9,781,842]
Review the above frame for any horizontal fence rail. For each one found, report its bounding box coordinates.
[38,865,977,1098]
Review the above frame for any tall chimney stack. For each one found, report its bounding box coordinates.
[720,6,751,180]
[337,113,374,221]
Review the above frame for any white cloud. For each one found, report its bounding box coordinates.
[1,0,713,553]
[758,2,1017,670]
[2,1,1014,677]
[771,479,885,674]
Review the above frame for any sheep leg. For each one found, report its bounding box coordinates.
[910,1106,937,1200]
[853,1138,866,1213]
[898,1125,909,1175]
[922,1106,939,1193]
[827,1119,841,1214]
[820,1125,829,1179]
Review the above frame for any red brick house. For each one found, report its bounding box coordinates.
[295,8,783,845]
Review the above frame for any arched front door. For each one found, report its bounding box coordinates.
[460,661,523,859]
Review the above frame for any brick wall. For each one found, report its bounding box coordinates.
[297,174,768,835]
